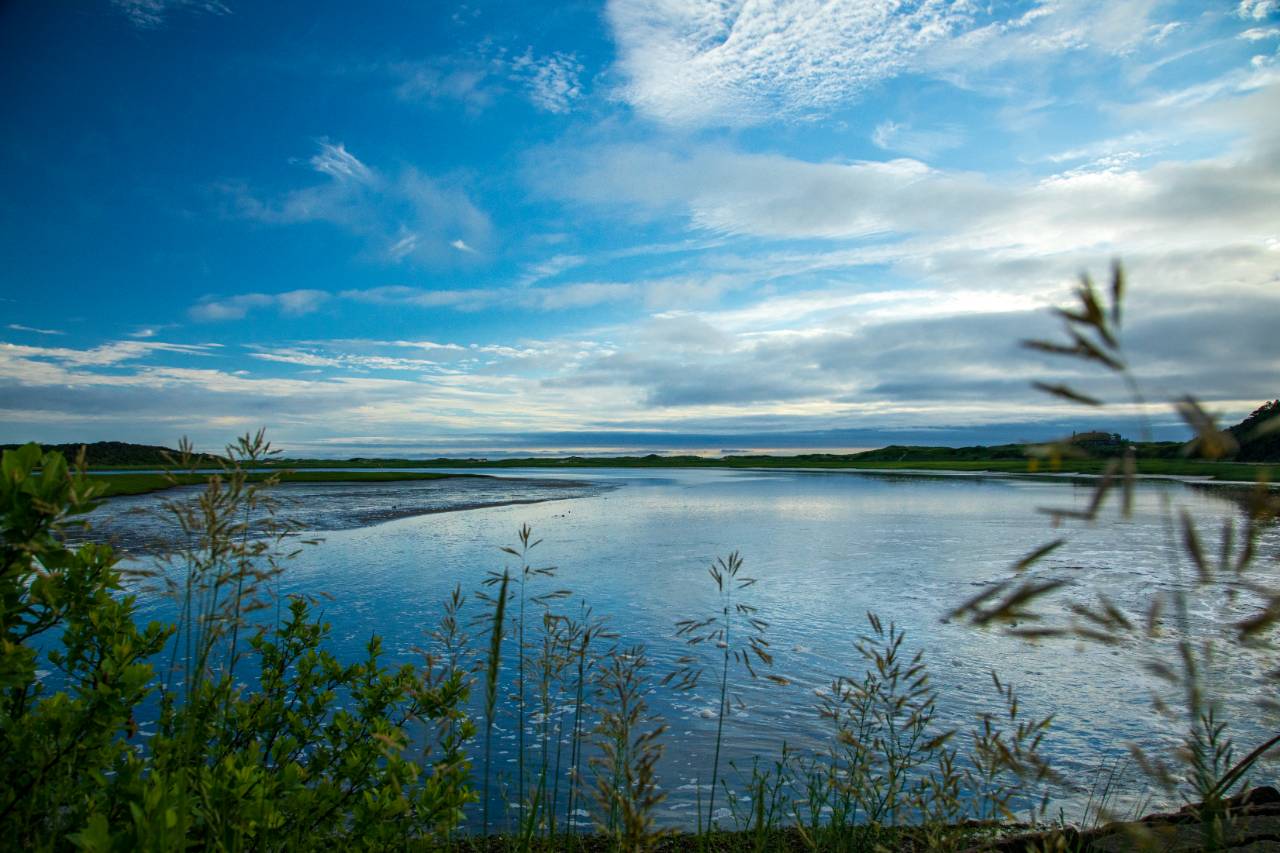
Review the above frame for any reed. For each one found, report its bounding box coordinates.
[665,552,774,832]
[565,604,615,835]
[478,568,511,837]
[591,646,669,851]
[524,609,569,844]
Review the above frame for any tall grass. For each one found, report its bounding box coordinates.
[665,551,776,832]
[565,604,615,834]
[591,646,668,850]
[478,567,510,837]
[951,263,1280,845]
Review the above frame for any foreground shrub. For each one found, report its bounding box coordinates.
[0,440,474,850]
[1,443,169,846]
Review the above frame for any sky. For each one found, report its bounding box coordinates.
[1,0,1278,457]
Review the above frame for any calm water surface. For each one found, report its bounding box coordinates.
[94,468,1280,826]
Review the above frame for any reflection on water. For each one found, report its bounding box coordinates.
[93,467,1280,826]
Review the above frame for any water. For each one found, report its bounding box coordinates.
[85,467,1280,827]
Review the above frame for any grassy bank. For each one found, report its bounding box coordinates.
[435,823,1014,851]
[87,469,476,497]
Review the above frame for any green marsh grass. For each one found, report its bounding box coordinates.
[87,468,467,498]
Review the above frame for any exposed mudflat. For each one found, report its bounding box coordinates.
[75,475,610,554]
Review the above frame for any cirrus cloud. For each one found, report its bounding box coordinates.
[189,289,329,322]
[607,0,971,126]
[229,141,493,267]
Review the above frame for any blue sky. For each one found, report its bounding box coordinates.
[1,0,1278,456]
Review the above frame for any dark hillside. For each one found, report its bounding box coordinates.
[0,441,222,467]
[1229,400,1280,462]
[846,443,1029,462]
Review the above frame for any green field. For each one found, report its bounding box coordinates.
[87,469,474,497]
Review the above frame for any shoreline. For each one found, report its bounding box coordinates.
[762,464,1279,488]
[88,460,1278,497]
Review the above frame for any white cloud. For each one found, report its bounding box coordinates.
[1240,26,1280,40]
[298,273,744,319]
[394,47,583,115]
[394,60,502,113]
[871,120,964,157]
[276,289,330,316]
[310,338,469,354]
[528,282,633,310]
[1041,132,1160,164]
[248,348,343,369]
[1238,1,1279,21]
[1145,61,1280,109]
[188,294,273,322]
[607,0,971,126]
[339,281,634,312]
[248,345,453,373]
[3,339,216,369]
[339,286,484,310]
[539,81,1280,261]
[920,0,1167,93]
[388,231,421,261]
[1147,21,1184,45]
[308,141,373,183]
[512,50,584,113]
[517,254,587,286]
[450,238,477,253]
[7,324,64,336]
[538,143,992,239]
[189,289,329,322]
[604,0,1178,127]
